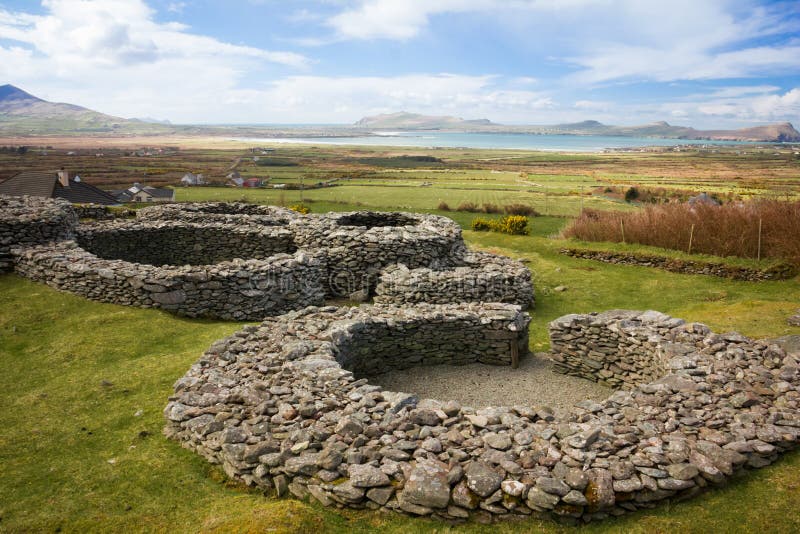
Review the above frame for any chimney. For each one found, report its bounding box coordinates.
[57,169,70,187]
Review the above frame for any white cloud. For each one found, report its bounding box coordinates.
[167,2,187,13]
[573,100,609,111]
[705,85,781,98]
[326,0,800,86]
[232,74,554,123]
[639,87,800,126]
[0,0,312,120]
[326,0,585,40]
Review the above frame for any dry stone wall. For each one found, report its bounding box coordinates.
[289,211,467,297]
[165,307,800,524]
[74,204,135,220]
[374,252,534,308]
[561,247,797,281]
[137,202,297,226]
[76,220,297,266]
[12,240,326,320]
[548,310,686,389]
[0,195,77,272]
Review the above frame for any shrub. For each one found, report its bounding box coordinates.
[471,215,530,235]
[471,218,493,231]
[289,204,310,214]
[482,203,502,214]
[625,187,640,202]
[494,215,530,235]
[504,203,540,217]
[437,201,451,211]
[457,201,480,212]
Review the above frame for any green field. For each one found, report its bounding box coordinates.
[2,204,800,532]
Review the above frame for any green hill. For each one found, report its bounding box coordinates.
[0,84,172,135]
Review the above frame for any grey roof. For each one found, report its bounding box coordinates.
[112,184,174,202]
[0,171,119,205]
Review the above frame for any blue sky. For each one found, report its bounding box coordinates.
[0,0,799,127]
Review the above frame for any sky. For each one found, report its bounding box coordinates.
[0,0,799,127]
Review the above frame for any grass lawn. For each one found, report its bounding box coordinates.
[2,210,800,532]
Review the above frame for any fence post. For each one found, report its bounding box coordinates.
[688,224,695,255]
[620,219,625,244]
[757,218,762,261]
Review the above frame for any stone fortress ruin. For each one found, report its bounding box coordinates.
[3,194,800,524]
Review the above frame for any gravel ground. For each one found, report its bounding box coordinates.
[368,352,611,415]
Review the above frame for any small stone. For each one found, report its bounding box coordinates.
[536,477,570,496]
[451,481,480,509]
[586,469,614,510]
[366,486,394,505]
[335,416,363,437]
[273,475,288,497]
[730,392,760,408]
[467,415,488,428]
[402,460,451,509]
[565,468,589,491]
[501,480,526,497]
[332,481,365,503]
[666,463,699,480]
[553,286,567,292]
[411,409,441,427]
[421,437,443,453]
[526,487,559,510]
[220,427,247,444]
[465,461,503,498]
[307,485,332,507]
[349,464,391,488]
[290,441,309,454]
[483,432,512,451]
[317,447,343,470]
[563,489,588,506]
[612,477,643,493]
[658,478,695,491]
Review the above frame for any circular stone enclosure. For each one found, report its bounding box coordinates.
[12,220,327,320]
[165,306,800,524]
[77,221,297,267]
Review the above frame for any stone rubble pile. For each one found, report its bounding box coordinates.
[0,195,77,272]
[165,306,800,523]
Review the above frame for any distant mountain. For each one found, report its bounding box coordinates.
[353,112,799,141]
[131,117,173,125]
[0,84,171,135]
[569,120,800,142]
[692,122,800,142]
[355,111,496,130]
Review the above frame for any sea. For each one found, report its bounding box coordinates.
[231,131,758,152]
